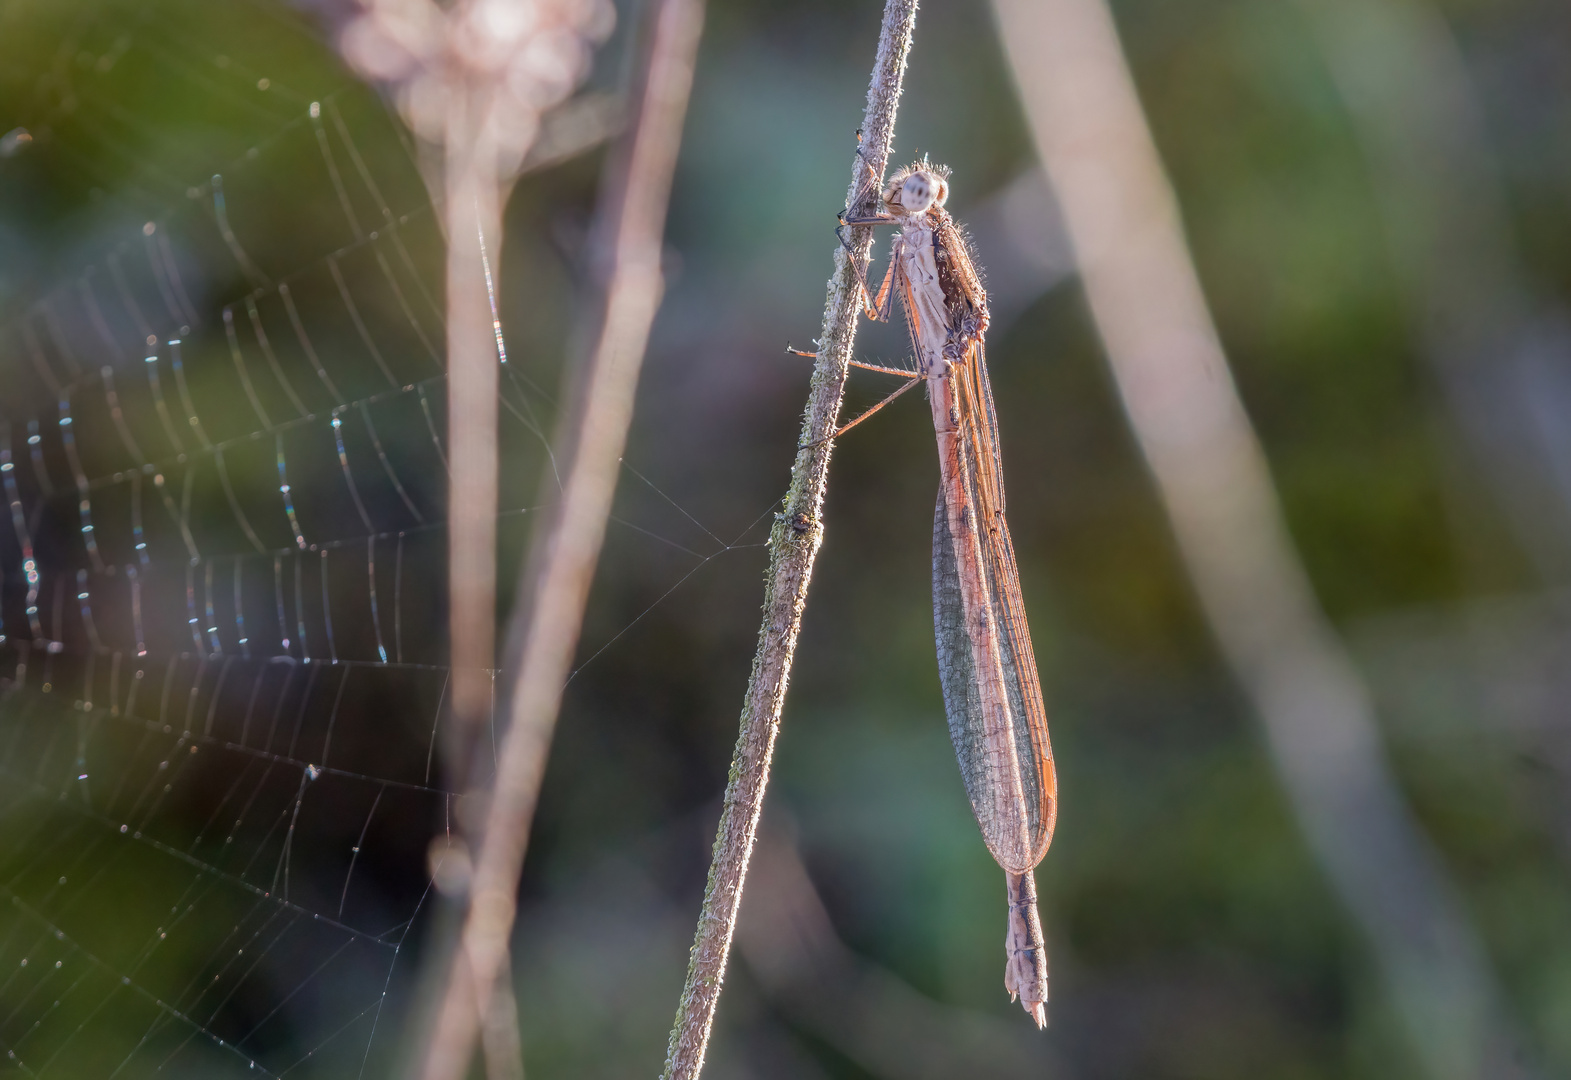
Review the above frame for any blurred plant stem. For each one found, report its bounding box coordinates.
[480,948,525,1080]
[1305,0,1571,586]
[439,35,514,1080]
[992,0,1531,1076]
[418,0,707,1077]
[658,2,920,1077]
[445,83,503,755]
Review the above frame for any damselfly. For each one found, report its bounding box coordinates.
[833,158,1058,1027]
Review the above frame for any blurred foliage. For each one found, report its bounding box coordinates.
[3,0,1571,1077]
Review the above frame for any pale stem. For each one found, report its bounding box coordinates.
[658,2,920,1078]
[417,0,708,1076]
[993,0,1522,1075]
[446,82,502,743]
[480,948,524,1080]
[1307,0,1571,580]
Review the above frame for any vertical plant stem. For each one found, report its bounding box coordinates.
[992,1,1524,1076]
[659,3,919,1077]
[1306,0,1571,580]
[417,0,708,1076]
[446,81,502,752]
[480,948,524,1080]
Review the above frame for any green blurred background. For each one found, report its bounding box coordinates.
[3,0,1571,1076]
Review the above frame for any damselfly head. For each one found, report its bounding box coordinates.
[883,163,950,216]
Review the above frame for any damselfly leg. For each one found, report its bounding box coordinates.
[783,344,915,379]
[799,375,921,449]
[835,215,904,322]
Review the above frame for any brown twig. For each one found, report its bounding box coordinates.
[992,0,1523,1076]
[659,2,920,1077]
[416,0,708,1076]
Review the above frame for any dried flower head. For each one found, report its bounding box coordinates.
[340,0,615,174]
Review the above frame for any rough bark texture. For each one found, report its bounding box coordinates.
[659,3,921,1078]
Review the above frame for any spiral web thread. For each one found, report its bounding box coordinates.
[0,6,763,1076]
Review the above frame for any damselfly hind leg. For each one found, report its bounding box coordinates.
[798,375,922,451]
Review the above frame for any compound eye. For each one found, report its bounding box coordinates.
[901,173,936,214]
[931,177,949,207]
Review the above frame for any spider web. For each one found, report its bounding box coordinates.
[0,5,769,1076]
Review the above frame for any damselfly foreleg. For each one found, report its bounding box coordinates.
[849,128,886,203]
[835,215,903,322]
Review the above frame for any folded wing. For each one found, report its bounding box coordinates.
[932,339,1056,873]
